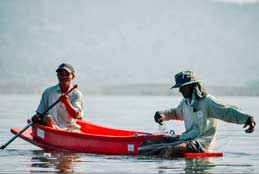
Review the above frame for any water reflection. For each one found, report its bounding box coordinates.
[184,158,215,174]
[31,150,81,174]
[140,154,218,173]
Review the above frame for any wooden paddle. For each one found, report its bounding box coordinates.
[0,84,78,149]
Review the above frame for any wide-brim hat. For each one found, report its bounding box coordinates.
[56,63,75,74]
[170,70,201,89]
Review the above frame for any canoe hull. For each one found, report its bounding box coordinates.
[11,121,163,155]
[11,121,223,158]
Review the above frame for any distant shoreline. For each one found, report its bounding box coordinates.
[100,84,259,96]
[1,83,259,96]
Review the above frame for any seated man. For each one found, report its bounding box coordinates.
[32,63,84,132]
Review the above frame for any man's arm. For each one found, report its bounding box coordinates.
[60,94,81,119]
[207,95,256,133]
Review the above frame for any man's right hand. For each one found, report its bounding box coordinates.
[243,116,256,133]
[154,111,163,125]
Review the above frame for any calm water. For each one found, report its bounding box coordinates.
[0,94,258,173]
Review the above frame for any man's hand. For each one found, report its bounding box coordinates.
[154,111,163,125]
[59,94,70,104]
[243,116,256,133]
[31,114,42,123]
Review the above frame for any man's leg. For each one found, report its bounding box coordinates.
[138,140,205,158]
[42,115,59,129]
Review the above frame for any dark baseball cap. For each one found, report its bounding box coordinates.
[56,63,75,74]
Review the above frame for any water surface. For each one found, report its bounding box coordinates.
[0,95,258,173]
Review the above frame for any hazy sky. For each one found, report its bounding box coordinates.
[217,0,259,4]
[0,0,259,92]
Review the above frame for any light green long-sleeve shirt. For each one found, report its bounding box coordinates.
[160,95,250,151]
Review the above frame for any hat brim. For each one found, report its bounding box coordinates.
[170,80,201,89]
[56,67,73,74]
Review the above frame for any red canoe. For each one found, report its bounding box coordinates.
[11,120,223,158]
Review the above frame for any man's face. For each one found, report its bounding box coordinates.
[57,69,74,85]
[179,84,193,99]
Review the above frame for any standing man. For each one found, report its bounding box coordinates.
[139,70,255,157]
[32,63,84,132]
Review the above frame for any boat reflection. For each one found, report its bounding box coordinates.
[31,150,81,173]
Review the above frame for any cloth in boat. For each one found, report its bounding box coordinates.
[36,84,84,131]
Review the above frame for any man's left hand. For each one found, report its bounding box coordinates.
[243,116,256,133]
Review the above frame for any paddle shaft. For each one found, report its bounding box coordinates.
[0,84,78,149]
